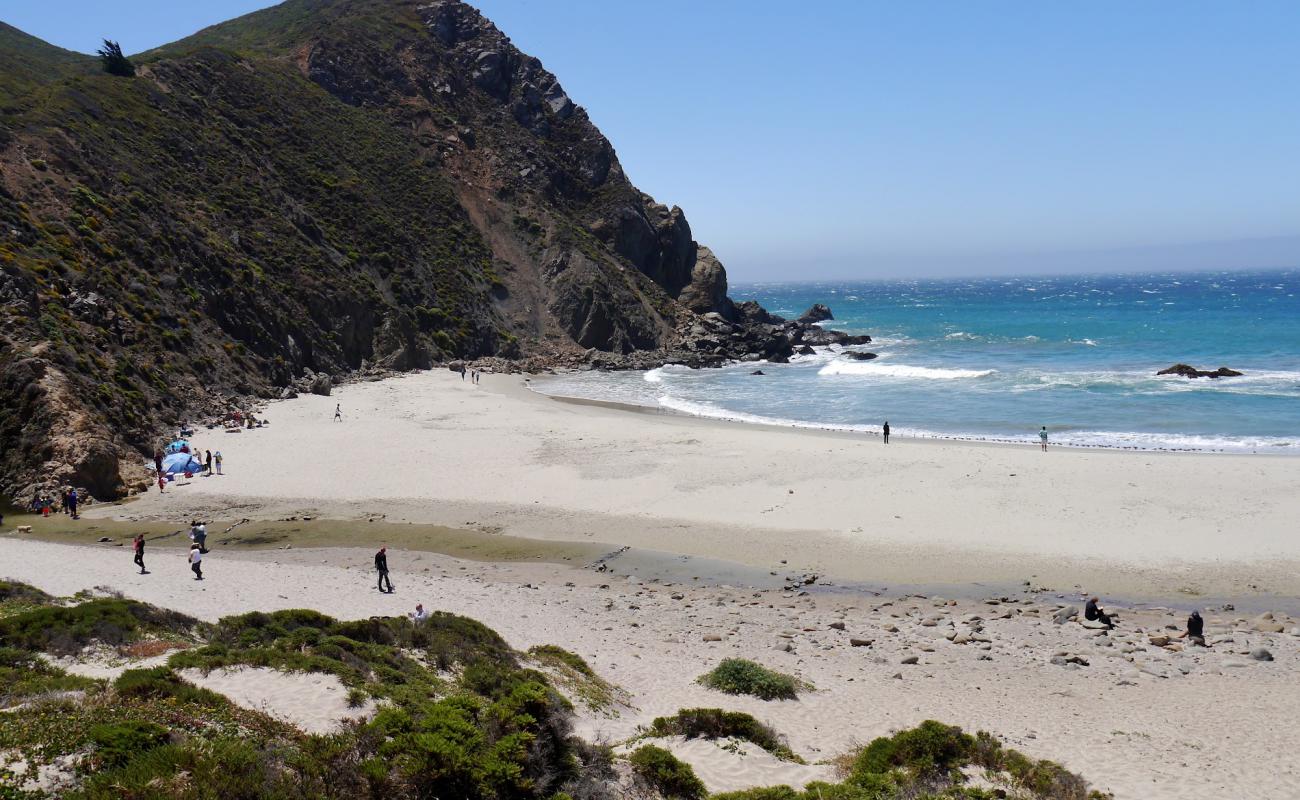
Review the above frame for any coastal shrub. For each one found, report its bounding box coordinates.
[851,719,973,780]
[74,740,276,800]
[648,708,802,763]
[528,644,596,677]
[697,659,807,701]
[0,646,99,706]
[0,598,200,655]
[113,666,227,707]
[88,719,170,768]
[0,581,56,608]
[628,745,706,800]
[527,644,624,713]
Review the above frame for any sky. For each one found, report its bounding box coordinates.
[4,0,1300,280]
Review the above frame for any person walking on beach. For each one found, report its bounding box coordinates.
[334,403,342,422]
[460,364,467,381]
[66,487,79,520]
[882,421,891,444]
[204,450,213,476]
[1039,426,1049,451]
[190,520,208,553]
[189,544,204,580]
[154,449,164,476]
[214,451,223,475]
[133,534,148,574]
[375,546,393,593]
[1084,596,1113,629]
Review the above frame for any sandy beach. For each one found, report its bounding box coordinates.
[6,368,1299,798]
[92,369,1300,601]
[1,538,1296,799]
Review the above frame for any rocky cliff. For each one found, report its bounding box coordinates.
[0,0,791,502]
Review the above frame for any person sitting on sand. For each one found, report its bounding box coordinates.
[410,603,428,623]
[1180,610,1208,647]
[1084,596,1114,629]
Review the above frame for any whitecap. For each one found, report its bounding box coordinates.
[818,362,995,380]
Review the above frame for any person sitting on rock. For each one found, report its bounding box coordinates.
[1084,596,1114,629]
[1181,610,1208,647]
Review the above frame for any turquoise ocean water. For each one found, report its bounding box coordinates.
[535,270,1300,452]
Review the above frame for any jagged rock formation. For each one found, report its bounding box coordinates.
[0,0,800,502]
[1156,364,1244,379]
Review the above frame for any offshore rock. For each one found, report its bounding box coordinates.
[1156,364,1244,379]
[798,303,834,323]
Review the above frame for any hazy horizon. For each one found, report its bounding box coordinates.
[9,0,1300,280]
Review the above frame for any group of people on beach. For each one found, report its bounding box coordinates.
[153,444,223,494]
[1084,596,1209,647]
[29,487,81,519]
[128,520,208,580]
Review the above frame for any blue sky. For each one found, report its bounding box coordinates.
[6,0,1299,279]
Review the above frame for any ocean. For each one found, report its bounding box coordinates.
[534,269,1300,453]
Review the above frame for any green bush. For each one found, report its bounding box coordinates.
[0,598,199,655]
[88,719,170,768]
[852,720,973,780]
[0,646,99,707]
[528,644,595,678]
[114,666,227,707]
[649,708,802,762]
[628,744,706,800]
[697,659,808,701]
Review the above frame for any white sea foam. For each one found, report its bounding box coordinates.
[944,331,980,341]
[643,367,666,383]
[818,362,996,379]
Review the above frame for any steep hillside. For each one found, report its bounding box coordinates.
[0,0,797,502]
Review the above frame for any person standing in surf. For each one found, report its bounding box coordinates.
[882,421,891,444]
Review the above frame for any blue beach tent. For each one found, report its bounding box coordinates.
[161,452,203,475]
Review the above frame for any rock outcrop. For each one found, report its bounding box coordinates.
[798,303,834,323]
[1156,364,1244,379]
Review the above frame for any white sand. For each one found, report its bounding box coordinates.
[177,666,376,734]
[2,538,1297,799]
[109,369,1300,599]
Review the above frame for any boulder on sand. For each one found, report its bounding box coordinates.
[1156,364,1243,379]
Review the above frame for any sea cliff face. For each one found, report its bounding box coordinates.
[0,0,804,502]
